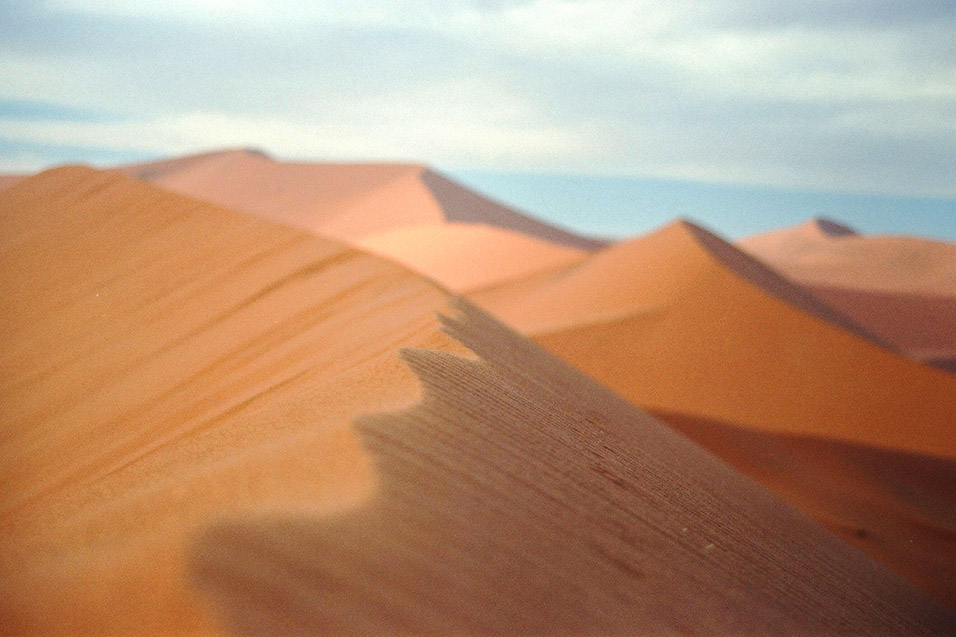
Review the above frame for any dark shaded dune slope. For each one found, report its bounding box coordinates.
[654,410,956,611]
[190,300,956,635]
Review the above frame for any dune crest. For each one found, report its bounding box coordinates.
[123,149,603,250]
[0,166,471,633]
[356,223,588,292]
[476,220,956,459]
[740,218,956,295]
[190,299,956,635]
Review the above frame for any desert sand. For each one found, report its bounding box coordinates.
[189,301,955,634]
[0,166,469,633]
[740,217,956,295]
[740,219,956,371]
[659,410,956,610]
[355,223,587,292]
[0,174,22,191]
[3,156,955,634]
[123,149,603,250]
[477,220,956,459]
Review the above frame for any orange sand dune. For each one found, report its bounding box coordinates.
[740,218,956,295]
[807,284,956,371]
[190,300,955,634]
[5,169,951,633]
[0,166,471,633]
[123,148,604,250]
[656,410,956,611]
[356,223,588,292]
[478,221,956,459]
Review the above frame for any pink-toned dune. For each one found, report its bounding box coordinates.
[123,148,604,250]
[355,223,588,292]
[806,284,956,371]
[740,218,956,295]
[476,220,956,459]
[739,218,956,371]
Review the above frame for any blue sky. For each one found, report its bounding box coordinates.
[1,1,954,239]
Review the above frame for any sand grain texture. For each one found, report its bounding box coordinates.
[0,166,469,633]
[190,300,956,635]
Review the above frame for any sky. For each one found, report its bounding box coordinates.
[1,1,955,239]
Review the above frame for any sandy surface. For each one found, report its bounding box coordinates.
[190,300,955,634]
[123,148,604,250]
[0,166,469,633]
[356,223,588,292]
[740,218,956,295]
[0,174,23,191]
[478,221,956,459]
[656,410,956,611]
[4,158,955,633]
[807,284,956,371]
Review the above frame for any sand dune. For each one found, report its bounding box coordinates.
[0,166,471,633]
[4,155,955,633]
[478,220,956,459]
[807,284,956,371]
[123,148,604,250]
[656,410,956,611]
[356,223,588,292]
[190,300,955,634]
[740,217,956,295]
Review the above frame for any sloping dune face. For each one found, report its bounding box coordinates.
[0,167,469,633]
[740,218,956,295]
[124,149,603,250]
[481,221,956,459]
[191,301,956,635]
[659,411,956,611]
[740,219,956,371]
[356,223,588,292]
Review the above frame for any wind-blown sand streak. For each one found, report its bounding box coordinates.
[190,299,956,635]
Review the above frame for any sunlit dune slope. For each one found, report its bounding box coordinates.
[655,410,956,611]
[356,223,588,292]
[190,300,956,635]
[123,148,604,250]
[478,220,956,459]
[0,166,469,634]
[740,218,956,295]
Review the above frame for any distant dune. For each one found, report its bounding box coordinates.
[122,148,605,251]
[740,218,956,371]
[477,220,956,459]
[189,300,955,634]
[740,218,956,295]
[356,223,588,292]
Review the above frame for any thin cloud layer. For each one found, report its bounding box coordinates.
[0,0,954,195]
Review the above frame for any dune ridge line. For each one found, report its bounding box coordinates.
[189,298,956,635]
